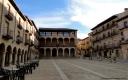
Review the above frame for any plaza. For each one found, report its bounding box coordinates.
[26,59,128,80]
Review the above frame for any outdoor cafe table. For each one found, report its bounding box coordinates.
[3,66,19,80]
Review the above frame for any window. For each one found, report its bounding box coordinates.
[40,32,45,36]
[3,21,9,35]
[124,21,128,27]
[46,32,51,36]
[64,32,69,37]
[107,24,109,28]
[7,4,11,13]
[121,32,123,36]
[18,31,20,36]
[71,32,75,36]
[25,34,27,40]
[121,37,124,40]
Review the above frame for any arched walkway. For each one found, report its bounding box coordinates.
[46,48,51,57]
[64,48,69,57]
[64,38,69,46]
[40,38,45,45]
[5,45,12,66]
[46,38,51,46]
[58,38,63,46]
[70,38,75,46]
[17,49,21,64]
[52,38,57,46]
[70,48,75,57]
[0,43,5,67]
[58,48,63,57]
[12,47,17,65]
[40,48,44,58]
[24,51,27,62]
[52,48,57,57]
[21,50,24,63]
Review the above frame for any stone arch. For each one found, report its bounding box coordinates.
[5,45,12,66]
[17,48,21,64]
[70,48,75,57]
[58,48,63,57]
[46,48,51,57]
[64,48,69,57]
[46,38,51,46]
[52,48,57,57]
[40,38,45,45]
[52,38,57,46]
[39,48,44,58]
[21,50,24,63]
[0,43,5,67]
[64,38,69,46]
[70,38,75,46]
[24,51,27,62]
[58,38,63,46]
[12,47,17,65]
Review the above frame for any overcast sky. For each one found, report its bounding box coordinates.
[15,0,128,39]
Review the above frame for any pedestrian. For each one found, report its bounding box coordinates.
[111,52,116,63]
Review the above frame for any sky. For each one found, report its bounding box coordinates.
[15,0,128,39]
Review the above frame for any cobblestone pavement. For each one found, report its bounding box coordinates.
[25,59,128,80]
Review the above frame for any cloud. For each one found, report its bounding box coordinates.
[69,0,128,28]
[77,31,88,39]
[33,16,71,28]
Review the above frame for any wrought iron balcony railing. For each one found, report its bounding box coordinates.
[5,12,13,21]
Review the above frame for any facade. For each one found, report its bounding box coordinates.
[39,28,77,58]
[76,37,92,57]
[90,8,128,60]
[0,0,39,67]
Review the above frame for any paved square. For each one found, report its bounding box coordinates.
[25,59,128,80]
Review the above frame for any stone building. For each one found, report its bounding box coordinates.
[76,37,92,57]
[90,8,128,60]
[0,0,39,67]
[39,28,77,58]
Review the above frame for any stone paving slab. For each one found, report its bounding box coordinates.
[25,59,128,80]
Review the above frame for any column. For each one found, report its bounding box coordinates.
[9,53,12,66]
[15,54,18,64]
[63,49,65,57]
[69,48,71,57]
[2,52,6,67]
[50,49,52,57]
[57,49,59,57]
[44,48,46,57]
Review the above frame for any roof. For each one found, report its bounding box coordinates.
[39,28,77,32]
[9,0,26,21]
[117,14,128,22]
[91,15,117,30]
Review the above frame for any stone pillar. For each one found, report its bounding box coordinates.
[63,49,65,57]
[57,49,59,57]
[2,52,6,67]
[15,54,17,64]
[44,48,46,57]
[69,48,71,57]
[22,54,24,63]
[50,50,52,57]
[9,53,12,66]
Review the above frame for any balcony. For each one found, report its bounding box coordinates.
[5,12,13,21]
[2,32,13,40]
[16,35,23,44]
[17,24,22,30]
[29,32,32,36]
[2,31,13,40]
[25,29,29,33]
[30,41,34,46]
[24,39,29,45]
